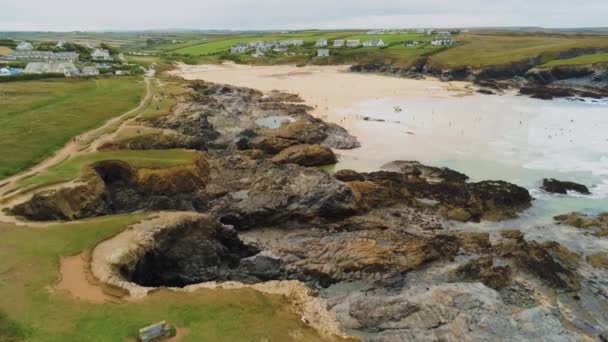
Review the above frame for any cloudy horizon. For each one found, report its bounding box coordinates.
[2,0,608,31]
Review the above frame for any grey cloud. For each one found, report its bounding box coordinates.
[0,0,606,31]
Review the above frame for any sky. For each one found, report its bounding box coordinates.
[1,0,607,31]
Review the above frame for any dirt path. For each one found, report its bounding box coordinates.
[0,75,154,222]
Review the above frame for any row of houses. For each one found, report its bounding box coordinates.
[317,39,386,48]
[5,51,80,62]
[23,62,100,77]
[231,40,304,54]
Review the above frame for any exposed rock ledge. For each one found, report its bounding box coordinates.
[89,212,350,340]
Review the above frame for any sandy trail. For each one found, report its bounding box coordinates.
[0,76,154,225]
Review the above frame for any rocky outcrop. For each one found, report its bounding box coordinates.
[120,215,265,287]
[454,256,513,289]
[10,155,209,221]
[334,169,365,182]
[526,66,595,85]
[9,182,106,221]
[354,161,532,222]
[149,81,359,152]
[332,283,580,341]
[271,144,337,167]
[98,132,205,151]
[554,212,608,237]
[542,178,591,195]
[519,85,608,100]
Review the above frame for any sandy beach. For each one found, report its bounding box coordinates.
[171,62,474,114]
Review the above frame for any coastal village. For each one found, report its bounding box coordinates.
[229,30,457,58]
[0,39,142,78]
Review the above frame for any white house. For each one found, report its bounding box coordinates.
[56,41,65,48]
[438,31,451,37]
[16,42,33,51]
[346,40,361,47]
[252,48,265,58]
[81,66,100,76]
[230,43,249,54]
[280,40,303,47]
[315,39,328,47]
[431,38,456,46]
[333,40,344,47]
[273,47,288,53]
[317,49,329,57]
[91,48,112,60]
[363,39,386,47]
[404,41,420,47]
[25,62,79,77]
[425,29,435,35]
[249,41,264,48]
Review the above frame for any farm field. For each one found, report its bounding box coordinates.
[0,215,321,342]
[0,77,144,180]
[170,30,442,67]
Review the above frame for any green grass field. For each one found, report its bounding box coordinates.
[429,34,608,68]
[0,77,144,180]
[19,149,199,189]
[541,52,608,67]
[170,31,443,67]
[0,215,322,342]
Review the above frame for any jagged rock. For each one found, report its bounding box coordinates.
[451,232,491,253]
[276,121,328,144]
[332,283,579,341]
[381,161,468,183]
[542,178,590,195]
[243,228,460,286]
[454,256,512,289]
[587,253,608,270]
[445,207,471,222]
[271,144,337,167]
[206,158,355,229]
[120,215,265,287]
[501,230,525,241]
[98,132,205,151]
[11,155,210,221]
[249,135,296,154]
[526,66,595,85]
[554,212,608,237]
[334,169,365,182]
[10,182,106,221]
[360,165,531,222]
[495,239,580,291]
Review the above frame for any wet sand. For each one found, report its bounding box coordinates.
[57,253,110,303]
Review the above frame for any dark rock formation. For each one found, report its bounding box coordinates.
[11,155,210,221]
[334,169,365,182]
[120,215,269,287]
[542,178,590,195]
[454,256,512,289]
[98,132,205,151]
[271,144,337,167]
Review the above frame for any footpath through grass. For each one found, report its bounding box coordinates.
[0,77,144,180]
[0,215,322,341]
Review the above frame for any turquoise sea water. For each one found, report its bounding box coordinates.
[333,94,608,252]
